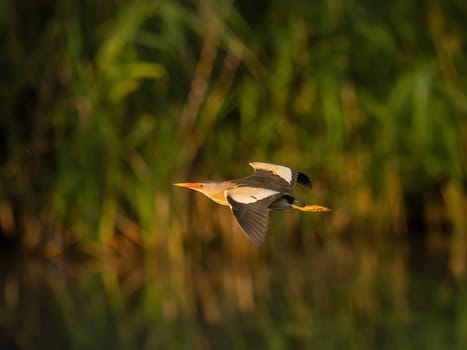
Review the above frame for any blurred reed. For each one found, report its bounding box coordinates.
[2,0,465,250]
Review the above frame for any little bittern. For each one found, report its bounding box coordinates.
[174,162,330,244]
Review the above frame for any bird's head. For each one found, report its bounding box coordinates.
[173,181,230,205]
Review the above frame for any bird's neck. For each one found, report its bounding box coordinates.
[200,181,232,206]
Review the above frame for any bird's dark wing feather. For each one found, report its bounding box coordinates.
[225,187,282,244]
[296,171,312,188]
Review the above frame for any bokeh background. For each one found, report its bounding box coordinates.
[1,0,467,349]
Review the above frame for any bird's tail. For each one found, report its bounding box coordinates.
[290,198,331,212]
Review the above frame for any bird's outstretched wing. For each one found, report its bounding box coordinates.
[225,187,282,244]
[248,162,312,191]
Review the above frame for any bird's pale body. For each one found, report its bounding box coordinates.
[179,181,232,206]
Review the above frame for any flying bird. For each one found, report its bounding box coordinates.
[174,162,330,244]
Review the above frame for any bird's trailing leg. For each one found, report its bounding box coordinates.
[279,195,331,212]
[291,204,331,212]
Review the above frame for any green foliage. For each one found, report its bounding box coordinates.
[2,0,466,244]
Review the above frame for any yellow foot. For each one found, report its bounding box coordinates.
[292,204,331,212]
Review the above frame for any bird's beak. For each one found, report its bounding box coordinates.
[173,182,204,189]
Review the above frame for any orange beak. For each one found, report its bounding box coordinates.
[173,182,204,189]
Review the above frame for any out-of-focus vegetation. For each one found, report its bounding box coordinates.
[1,0,467,349]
